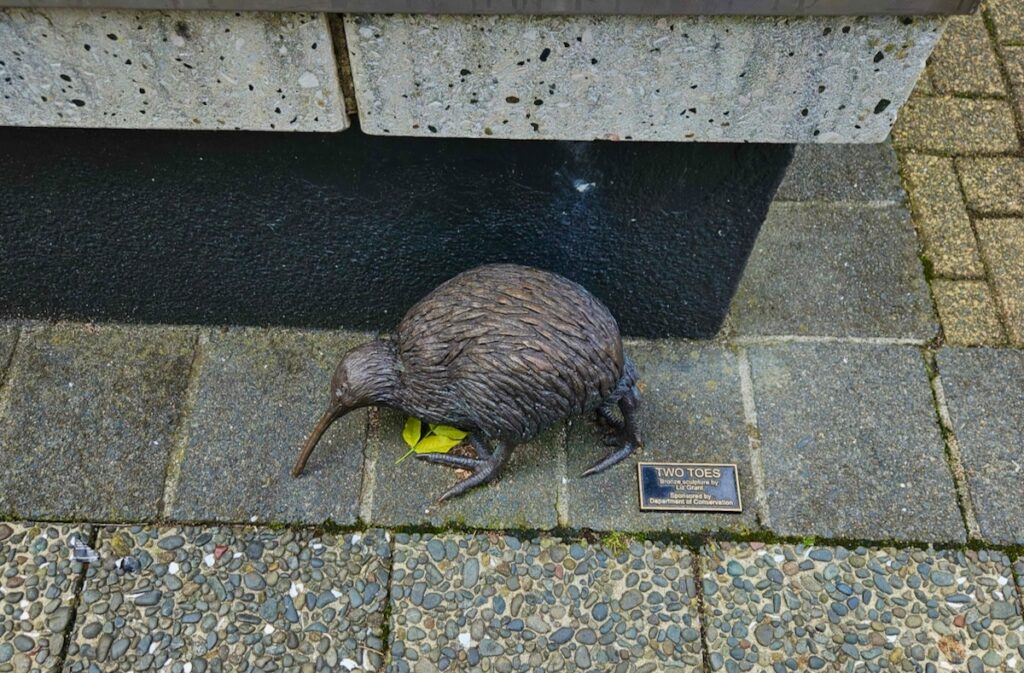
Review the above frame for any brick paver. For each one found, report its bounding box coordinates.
[895,1,1024,347]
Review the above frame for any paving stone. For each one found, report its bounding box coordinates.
[730,204,937,339]
[0,325,16,377]
[0,9,347,131]
[957,157,1024,215]
[932,280,1007,346]
[65,526,390,673]
[0,523,91,673]
[365,410,562,529]
[565,342,757,534]
[346,13,941,143]
[976,218,1024,344]
[988,0,1024,45]
[937,348,1024,544]
[901,153,985,279]
[1004,46,1024,122]
[389,533,701,673]
[927,13,1006,97]
[702,542,1024,672]
[166,328,369,525]
[774,143,904,203]
[0,324,195,521]
[892,97,1020,155]
[748,343,964,542]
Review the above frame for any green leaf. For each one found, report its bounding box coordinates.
[402,417,422,449]
[394,447,415,465]
[413,434,463,454]
[429,424,469,440]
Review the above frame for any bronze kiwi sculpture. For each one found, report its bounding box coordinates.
[292,264,641,502]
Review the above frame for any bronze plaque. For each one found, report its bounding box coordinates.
[637,462,742,512]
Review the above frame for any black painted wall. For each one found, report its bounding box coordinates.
[0,126,792,338]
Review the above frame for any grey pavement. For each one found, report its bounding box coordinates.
[565,341,758,535]
[729,203,937,339]
[775,143,905,204]
[0,324,195,521]
[365,409,563,530]
[748,343,965,542]
[937,348,1024,545]
[166,328,371,525]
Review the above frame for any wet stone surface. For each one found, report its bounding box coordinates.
[0,523,90,673]
[65,526,390,673]
[366,410,562,529]
[748,343,964,542]
[167,328,370,525]
[388,533,701,673]
[566,341,757,534]
[702,542,1024,673]
[0,324,195,520]
[937,348,1024,545]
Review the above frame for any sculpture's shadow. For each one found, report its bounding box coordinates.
[0,125,793,338]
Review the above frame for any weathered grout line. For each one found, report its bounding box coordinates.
[0,325,23,427]
[358,408,379,525]
[923,349,982,541]
[690,545,712,673]
[730,334,929,346]
[159,329,208,520]
[770,199,905,208]
[377,529,397,673]
[556,423,569,528]
[737,348,769,530]
[54,525,99,673]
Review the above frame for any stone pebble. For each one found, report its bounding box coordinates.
[62,525,391,673]
[702,542,1024,672]
[0,523,90,673]
[387,532,701,672]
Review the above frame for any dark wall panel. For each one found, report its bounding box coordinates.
[0,126,792,338]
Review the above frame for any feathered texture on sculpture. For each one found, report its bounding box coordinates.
[292,264,641,502]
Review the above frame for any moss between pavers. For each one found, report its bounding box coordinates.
[900,153,985,279]
[976,218,1024,345]
[956,157,1024,215]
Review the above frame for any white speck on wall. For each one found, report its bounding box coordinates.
[279,46,289,56]
[573,179,596,193]
[359,26,375,38]
[299,72,319,89]
[168,562,179,575]
[351,533,361,545]
[203,553,215,567]
[263,624,274,635]
[340,659,358,671]
[457,633,473,649]
[171,34,186,47]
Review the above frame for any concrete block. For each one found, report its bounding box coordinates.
[0,9,346,131]
[565,342,759,535]
[345,13,943,143]
[729,203,937,339]
[749,343,965,542]
[774,142,905,203]
[932,279,1007,346]
[165,328,370,526]
[0,324,195,521]
[938,348,1024,544]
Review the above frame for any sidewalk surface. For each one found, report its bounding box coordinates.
[2,4,1024,671]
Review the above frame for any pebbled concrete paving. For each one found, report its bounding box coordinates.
[365,410,562,529]
[730,204,937,339]
[892,97,1019,155]
[166,328,370,525]
[565,342,758,535]
[937,348,1024,545]
[927,13,1006,97]
[388,533,701,673]
[748,343,965,542]
[702,542,1024,673]
[932,280,1007,346]
[0,523,90,673]
[0,324,195,521]
[977,218,1024,345]
[65,526,390,673]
